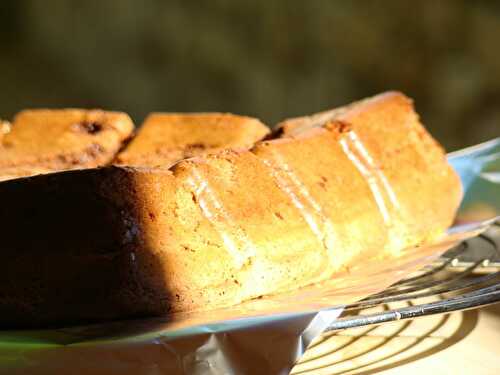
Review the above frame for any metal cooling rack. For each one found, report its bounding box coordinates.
[326,220,500,332]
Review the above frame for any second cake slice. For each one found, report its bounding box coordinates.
[115,113,269,167]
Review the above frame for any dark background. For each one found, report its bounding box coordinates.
[1,0,499,150]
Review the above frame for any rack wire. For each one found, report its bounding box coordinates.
[325,220,500,332]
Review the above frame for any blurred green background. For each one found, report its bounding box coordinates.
[0,0,499,150]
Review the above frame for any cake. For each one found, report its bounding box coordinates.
[115,113,269,167]
[0,92,462,327]
[0,109,134,181]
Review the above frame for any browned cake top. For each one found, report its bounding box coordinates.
[115,113,269,167]
[0,109,134,180]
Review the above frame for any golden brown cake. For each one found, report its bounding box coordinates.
[0,92,462,327]
[0,109,134,181]
[115,113,269,167]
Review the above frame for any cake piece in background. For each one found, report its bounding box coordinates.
[0,109,134,181]
[115,113,269,167]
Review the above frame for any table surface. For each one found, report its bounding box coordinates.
[292,302,500,374]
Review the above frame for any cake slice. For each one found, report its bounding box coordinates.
[0,109,134,181]
[0,92,462,327]
[115,113,269,167]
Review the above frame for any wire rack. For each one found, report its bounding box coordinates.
[325,220,500,332]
